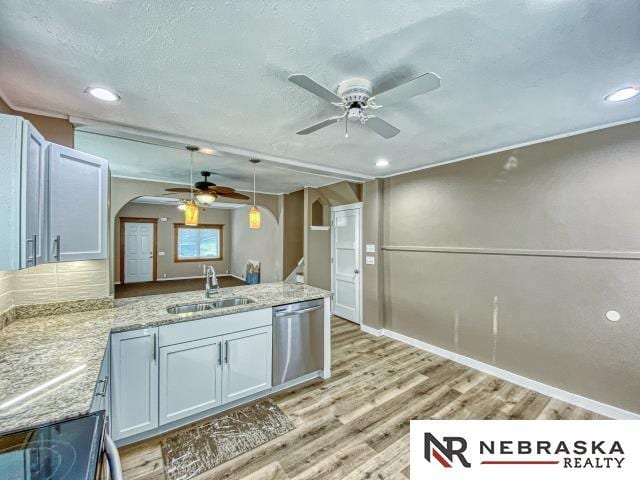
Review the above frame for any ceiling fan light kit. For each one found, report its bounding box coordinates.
[162,145,251,223]
[288,71,440,139]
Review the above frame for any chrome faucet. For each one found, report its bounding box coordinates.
[205,265,219,298]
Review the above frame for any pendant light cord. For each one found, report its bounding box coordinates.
[253,163,256,206]
[190,150,194,203]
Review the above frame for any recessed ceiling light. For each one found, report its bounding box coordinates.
[376,159,389,167]
[605,87,639,102]
[86,86,120,102]
[198,147,216,155]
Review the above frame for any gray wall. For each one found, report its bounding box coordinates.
[116,203,231,280]
[369,122,640,414]
[230,205,282,283]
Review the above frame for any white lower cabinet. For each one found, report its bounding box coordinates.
[110,308,273,442]
[159,336,223,425]
[222,327,272,403]
[110,327,159,441]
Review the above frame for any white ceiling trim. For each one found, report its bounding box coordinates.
[110,174,285,196]
[70,115,373,183]
[378,115,640,179]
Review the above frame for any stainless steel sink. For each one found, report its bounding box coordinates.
[166,297,254,314]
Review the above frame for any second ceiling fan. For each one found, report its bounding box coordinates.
[288,71,440,139]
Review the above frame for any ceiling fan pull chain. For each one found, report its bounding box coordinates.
[344,115,349,139]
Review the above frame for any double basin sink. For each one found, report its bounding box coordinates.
[167,297,254,314]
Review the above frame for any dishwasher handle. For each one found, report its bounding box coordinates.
[274,305,322,317]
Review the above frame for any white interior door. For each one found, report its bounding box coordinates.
[331,204,362,323]
[124,222,154,283]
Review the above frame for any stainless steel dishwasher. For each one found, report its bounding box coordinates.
[272,299,324,386]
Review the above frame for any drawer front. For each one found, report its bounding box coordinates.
[159,308,272,347]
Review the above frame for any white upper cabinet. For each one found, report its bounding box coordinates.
[48,143,109,262]
[0,113,110,269]
[0,114,47,269]
[23,123,48,267]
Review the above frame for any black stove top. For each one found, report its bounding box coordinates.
[0,413,104,480]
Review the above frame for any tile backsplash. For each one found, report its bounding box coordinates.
[0,259,110,315]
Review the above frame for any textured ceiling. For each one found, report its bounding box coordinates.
[1,0,640,179]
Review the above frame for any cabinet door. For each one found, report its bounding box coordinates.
[159,336,223,425]
[21,122,47,267]
[48,143,108,262]
[110,328,158,441]
[222,326,272,404]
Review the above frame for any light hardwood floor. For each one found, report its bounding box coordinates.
[119,316,604,480]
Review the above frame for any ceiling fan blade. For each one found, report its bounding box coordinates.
[296,115,344,135]
[208,185,235,194]
[217,191,250,200]
[165,187,193,193]
[373,72,440,106]
[288,74,342,103]
[364,116,400,139]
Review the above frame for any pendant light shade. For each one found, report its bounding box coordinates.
[249,159,261,229]
[184,202,199,226]
[249,205,261,229]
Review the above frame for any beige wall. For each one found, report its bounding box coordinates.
[365,121,640,414]
[282,190,304,278]
[362,179,384,330]
[110,177,282,289]
[303,181,362,290]
[0,96,74,147]
[115,203,231,281]
[230,206,282,282]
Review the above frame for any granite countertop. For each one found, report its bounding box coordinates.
[0,282,330,434]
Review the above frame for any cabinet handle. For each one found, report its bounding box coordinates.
[152,333,157,361]
[26,236,36,265]
[225,340,229,365]
[54,235,61,262]
[33,235,37,266]
[218,342,222,366]
[96,376,109,397]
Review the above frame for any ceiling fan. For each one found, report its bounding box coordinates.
[164,170,250,204]
[288,71,440,139]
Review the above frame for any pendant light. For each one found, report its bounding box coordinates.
[184,146,199,226]
[249,159,261,229]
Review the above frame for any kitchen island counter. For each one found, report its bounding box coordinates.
[0,282,330,434]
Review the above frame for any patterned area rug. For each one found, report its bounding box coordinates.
[160,400,295,480]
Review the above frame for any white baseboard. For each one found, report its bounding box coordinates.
[157,275,205,281]
[361,324,384,337]
[361,326,639,420]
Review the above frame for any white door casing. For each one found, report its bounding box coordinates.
[124,222,154,283]
[331,203,362,324]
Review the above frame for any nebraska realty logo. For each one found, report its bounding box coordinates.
[410,421,639,479]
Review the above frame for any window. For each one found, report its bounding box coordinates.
[174,224,223,262]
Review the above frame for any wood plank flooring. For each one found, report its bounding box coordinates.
[119,317,604,480]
